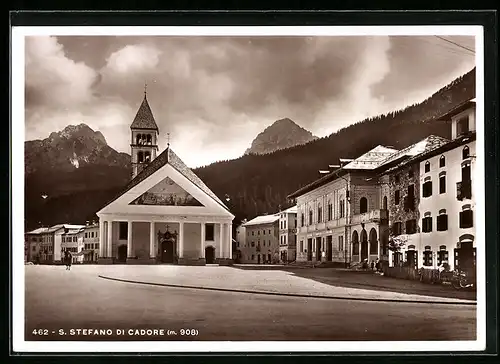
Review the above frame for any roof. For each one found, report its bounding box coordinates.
[378,135,450,172]
[434,99,476,121]
[101,147,229,212]
[130,96,159,131]
[342,145,399,170]
[26,227,50,235]
[64,228,85,235]
[383,132,475,174]
[243,215,280,227]
[280,205,297,214]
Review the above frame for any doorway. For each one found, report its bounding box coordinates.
[257,254,261,264]
[316,237,322,261]
[205,246,215,264]
[326,236,332,261]
[161,240,175,263]
[117,244,127,263]
[307,239,313,261]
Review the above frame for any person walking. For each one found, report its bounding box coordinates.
[66,251,73,271]
[370,260,375,271]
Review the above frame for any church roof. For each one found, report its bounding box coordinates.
[130,96,159,131]
[102,147,229,212]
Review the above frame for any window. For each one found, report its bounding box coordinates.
[383,196,388,210]
[457,116,470,136]
[85,232,88,238]
[459,206,473,228]
[251,255,255,261]
[300,241,304,252]
[422,214,432,233]
[301,213,305,227]
[205,224,215,241]
[392,222,402,236]
[73,236,77,242]
[309,210,313,225]
[423,246,433,266]
[395,174,400,183]
[394,190,400,205]
[359,197,368,214]
[257,230,260,235]
[437,245,449,265]
[422,180,432,198]
[439,173,446,194]
[408,168,414,178]
[462,145,470,159]
[317,206,322,223]
[339,200,345,218]
[269,230,271,235]
[327,201,333,221]
[437,210,448,231]
[439,155,446,168]
[251,241,255,247]
[119,222,128,240]
[424,161,430,173]
[338,236,344,251]
[405,219,417,234]
[405,185,415,211]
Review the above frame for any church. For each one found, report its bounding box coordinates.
[96,90,234,265]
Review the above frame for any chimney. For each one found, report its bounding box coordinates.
[86,221,89,226]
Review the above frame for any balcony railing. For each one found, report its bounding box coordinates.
[457,180,472,201]
[351,209,388,225]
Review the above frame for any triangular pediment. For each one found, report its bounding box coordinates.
[129,176,204,207]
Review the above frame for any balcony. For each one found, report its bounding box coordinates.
[351,209,388,225]
[457,180,472,201]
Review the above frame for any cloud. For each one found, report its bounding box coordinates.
[104,44,161,74]
[25,35,476,168]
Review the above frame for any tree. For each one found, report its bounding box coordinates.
[388,228,408,267]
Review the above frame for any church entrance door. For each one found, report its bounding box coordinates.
[161,240,175,263]
[205,246,215,264]
[117,245,127,263]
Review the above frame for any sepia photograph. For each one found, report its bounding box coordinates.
[12,23,486,353]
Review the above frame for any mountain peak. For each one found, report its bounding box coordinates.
[244,118,318,155]
[50,123,107,145]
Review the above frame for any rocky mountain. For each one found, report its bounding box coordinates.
[25,123,130,174]
[244,118,318,155]
[25,124,131,229]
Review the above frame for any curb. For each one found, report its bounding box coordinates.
[98,275,477,306]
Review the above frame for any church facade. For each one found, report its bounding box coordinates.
[96,92,234,265]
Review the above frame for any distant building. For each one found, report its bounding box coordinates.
[234,220,247,262]
[61,227,86,263]
[25,227,48,263]
[278,206,297,263]
[27,224,86,263]
[241,215,280,264]
[82,223,100,263]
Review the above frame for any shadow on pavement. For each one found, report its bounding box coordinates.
[230,265,477,301]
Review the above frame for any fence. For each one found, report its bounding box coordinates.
[383,266,442,283]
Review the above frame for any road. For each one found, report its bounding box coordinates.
[24,266,476,341]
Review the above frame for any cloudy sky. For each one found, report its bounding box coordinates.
[24,34,475,168]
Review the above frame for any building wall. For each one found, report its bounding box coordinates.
[418,140,476,270]
[131,222,150,259]
[83,225,100,262]
[241,222,279,263]
[53,230,63,262]
[183,222,202,259]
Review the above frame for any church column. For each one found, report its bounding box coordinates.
[228,222,233,260]
[99,219,105,258]
[149,222,155,259]
[107,220,113,258]
[179,222,184,258]
[127,221,133,258]
[200,223,206,259]
[219,223,224,258]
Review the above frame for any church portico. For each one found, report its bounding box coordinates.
[97,214,233,266]
[96,90,234,266]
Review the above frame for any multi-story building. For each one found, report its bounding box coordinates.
[29,224,86,264]
[377,135,450,266]
[240,215,280,264]
[288,146,398,266]
[25,227,48,263]
[61,227,86,263]
[415,100,477,272]
[278,206,297,263]
[234,220,247,263]
[83,223,100,263]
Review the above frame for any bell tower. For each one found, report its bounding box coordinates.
[130,84,159,179]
